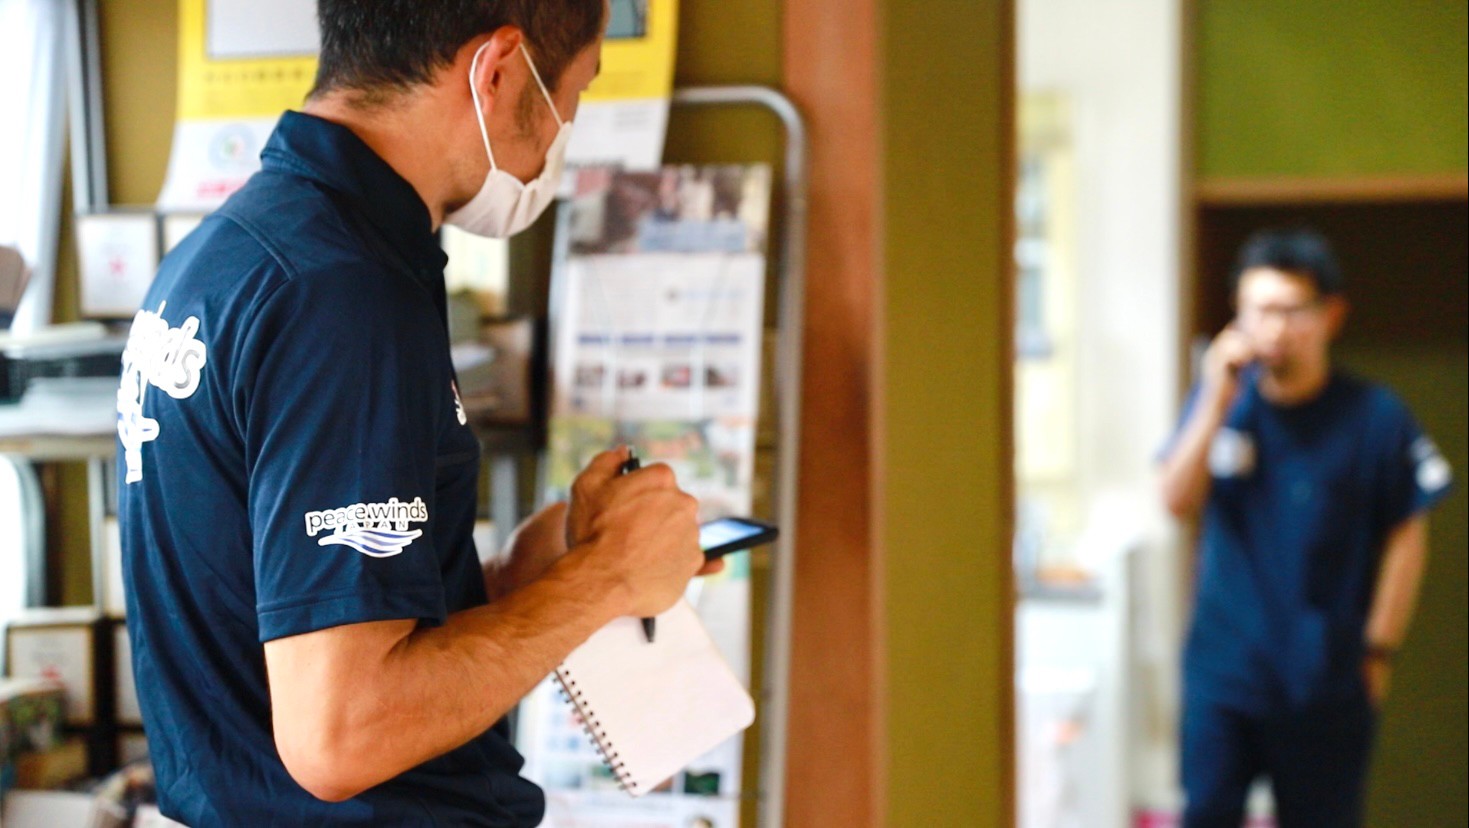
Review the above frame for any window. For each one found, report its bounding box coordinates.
[1,0,69,624]
[0,455,44,622]
[0,0,68,334]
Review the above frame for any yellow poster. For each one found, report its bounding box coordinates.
[157,0,318,209]
[586,0,676,101]
[569,0,680,169]
[174,0,318,121]
[158,0,678,210]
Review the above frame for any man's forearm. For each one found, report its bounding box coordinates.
[267,547,624,801]
[1159,392,1230,518]
[1365,515,1430,651]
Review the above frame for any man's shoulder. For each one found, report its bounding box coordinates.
[210,171,380,281]
[1331,372,1413,423]
[162,172,406,316]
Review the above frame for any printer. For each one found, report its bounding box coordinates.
[0,323,125,404]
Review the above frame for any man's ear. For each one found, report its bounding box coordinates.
[1323,295,1350,339]
[458,28,524,109]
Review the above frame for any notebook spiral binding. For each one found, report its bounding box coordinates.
[554,665,641,794]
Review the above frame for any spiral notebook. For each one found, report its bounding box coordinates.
[554,598,756,796]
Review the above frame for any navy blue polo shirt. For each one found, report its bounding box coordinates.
[117,111,544,826]
[1166,369,1452,713]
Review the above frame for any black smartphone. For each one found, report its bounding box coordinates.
[699,516,779,561]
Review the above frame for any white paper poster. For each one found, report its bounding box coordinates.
[76,213,160,317]
[518,165,772,828]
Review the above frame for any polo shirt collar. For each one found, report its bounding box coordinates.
[260,111,449,277]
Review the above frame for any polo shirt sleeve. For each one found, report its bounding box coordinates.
[1377,397,1454,531]
[241,269,450,643]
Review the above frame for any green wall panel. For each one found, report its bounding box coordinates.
[1198,0,1468,178]
[1342,345,1469,828]
[882,1,1013,825]
[665,0,782,169]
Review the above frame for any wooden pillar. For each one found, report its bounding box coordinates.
[784,0,1017,825]
[782,0,886,825]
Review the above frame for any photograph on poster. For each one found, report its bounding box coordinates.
[567,166,770,255]
[607,0,650,39]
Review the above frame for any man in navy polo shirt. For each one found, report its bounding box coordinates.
[117,2,716,825]
[1159,229,1453,827]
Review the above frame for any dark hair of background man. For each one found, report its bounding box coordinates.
[1232,227,1346,298]
[310,0,605,105]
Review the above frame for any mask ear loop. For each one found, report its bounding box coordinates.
[518,42,566,127]
[467,42,499,172]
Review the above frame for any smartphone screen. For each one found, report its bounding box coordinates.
[699,517,779,560]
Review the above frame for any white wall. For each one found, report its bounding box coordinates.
[1018,0,1187,816]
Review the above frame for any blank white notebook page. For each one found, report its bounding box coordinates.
[556,598,756,796]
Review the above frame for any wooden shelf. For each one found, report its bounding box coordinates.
[1195,173,1468,206]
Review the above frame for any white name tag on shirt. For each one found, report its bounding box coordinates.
[1209,427,1257,479]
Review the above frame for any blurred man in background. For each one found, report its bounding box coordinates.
[1158,228,1453,827]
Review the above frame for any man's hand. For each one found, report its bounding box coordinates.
[1362,655,1393,708]
[563,447,707,618]
[1201,325,1255,410]
[484,503,571,601]
[1158,325,1255,519]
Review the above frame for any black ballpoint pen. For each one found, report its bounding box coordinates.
[619,449,657,644]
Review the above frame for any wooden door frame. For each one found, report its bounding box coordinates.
[782,0,887,824]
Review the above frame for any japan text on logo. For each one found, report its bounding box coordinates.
[304,497,430,558]
[117,302,208,484]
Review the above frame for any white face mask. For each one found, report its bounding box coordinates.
[446,41,572,238]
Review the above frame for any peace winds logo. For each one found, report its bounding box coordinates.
[304,497,429,558]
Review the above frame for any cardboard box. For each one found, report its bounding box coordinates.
[3,609,106,726]
[3,610,118,778]
[13,737,87,789]
[0,679,65,760]
[117,730,149,766]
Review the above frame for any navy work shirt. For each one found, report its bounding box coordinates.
[117,111,544,826]
[1167,369,1452,713]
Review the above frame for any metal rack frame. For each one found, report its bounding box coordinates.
[668,85,808,828]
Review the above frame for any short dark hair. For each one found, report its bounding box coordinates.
[310,0,604,103]
[1232,228,1345,298]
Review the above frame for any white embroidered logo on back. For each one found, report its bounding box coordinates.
[117,301,209,484]
[304,497,429,558]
